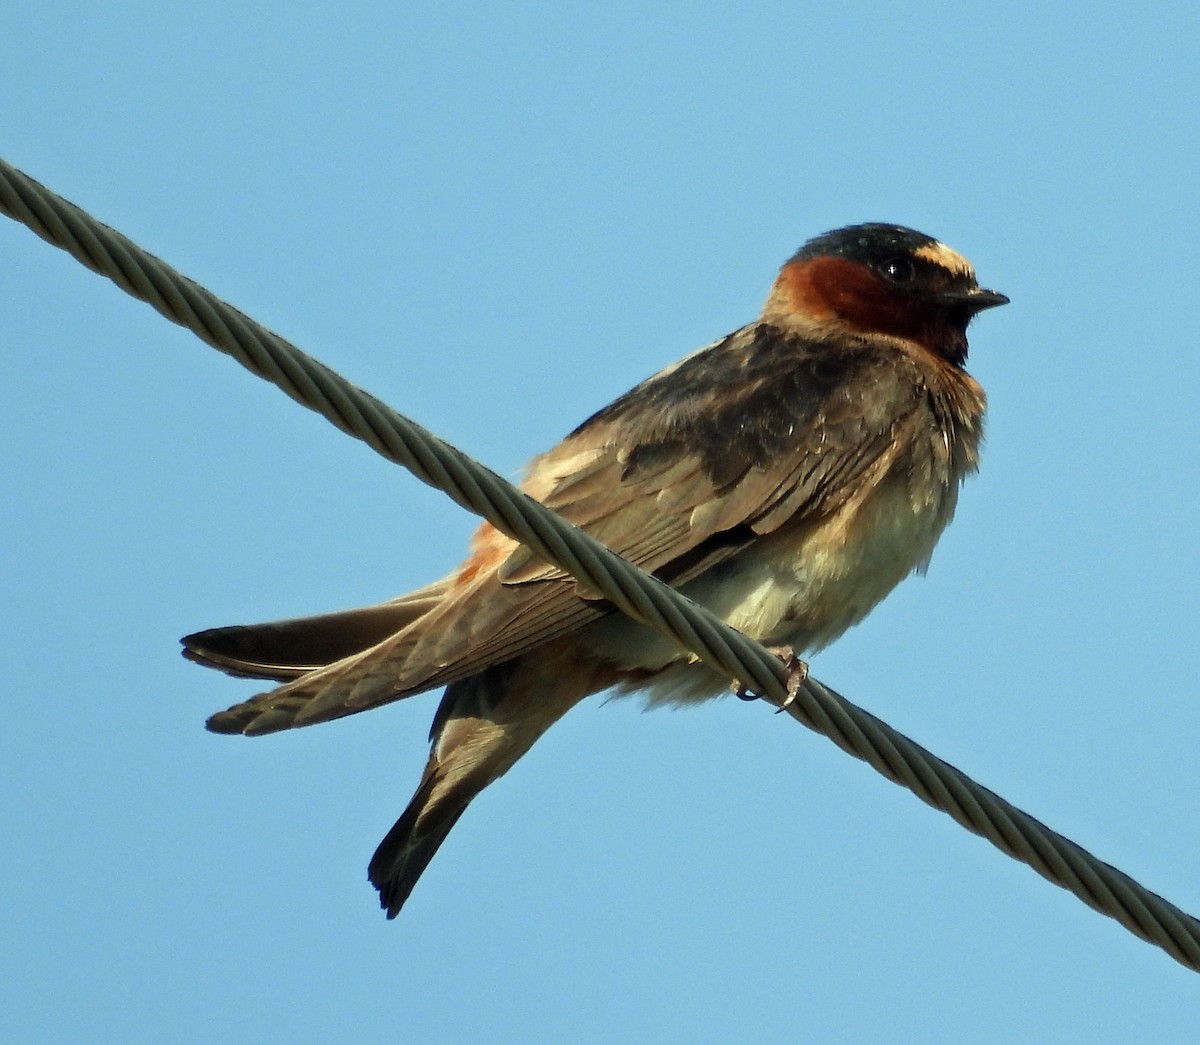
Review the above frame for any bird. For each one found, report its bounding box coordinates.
[182,223,1007,918]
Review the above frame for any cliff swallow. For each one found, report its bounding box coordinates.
[183,223,1007,918]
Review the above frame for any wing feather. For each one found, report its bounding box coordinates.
[205,325,926,734]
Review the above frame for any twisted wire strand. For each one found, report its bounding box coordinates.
[3,155,1197,970]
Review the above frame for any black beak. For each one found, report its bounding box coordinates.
[939,286,1010,313]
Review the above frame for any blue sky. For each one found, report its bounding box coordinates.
[4,3,1199,1041]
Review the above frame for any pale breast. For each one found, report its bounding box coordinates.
[582,346,984,707]
[588,416,976,707]
[719,466,961,652]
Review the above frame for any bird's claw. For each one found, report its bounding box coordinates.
[732,646,808,711]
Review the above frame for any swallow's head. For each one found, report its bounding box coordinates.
[764,223,1008,364]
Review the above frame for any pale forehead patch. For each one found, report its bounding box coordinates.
[914,241,975,279]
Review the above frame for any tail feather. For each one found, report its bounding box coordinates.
[365,655,592,917]
[368,762,482,918]
[365,670,513,917]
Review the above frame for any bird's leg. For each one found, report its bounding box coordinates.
[732,646,808,711]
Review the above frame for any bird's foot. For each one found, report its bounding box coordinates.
[732,646,808,711]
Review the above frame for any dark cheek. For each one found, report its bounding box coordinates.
[836,292,924,340]
[804,259,921,339]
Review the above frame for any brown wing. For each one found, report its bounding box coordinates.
[182,580,451,681]
[203,323,926,735]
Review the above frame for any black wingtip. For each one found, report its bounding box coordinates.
[180,626,302,681]
[204,710,247,735]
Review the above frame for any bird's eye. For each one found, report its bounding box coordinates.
[880,257,915,284]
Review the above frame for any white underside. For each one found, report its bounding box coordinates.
[580,470,959,707]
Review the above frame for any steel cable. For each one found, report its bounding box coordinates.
[3,155,1197,970]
